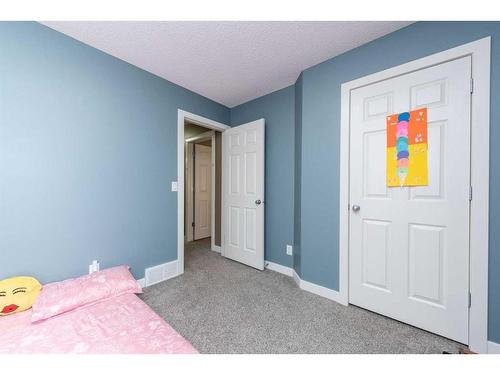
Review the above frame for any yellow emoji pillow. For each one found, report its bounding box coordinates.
[0,277,42,316]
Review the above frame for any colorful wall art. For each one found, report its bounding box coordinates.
[386,108,428,187]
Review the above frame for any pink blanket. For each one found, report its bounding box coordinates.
[0,293,197,354]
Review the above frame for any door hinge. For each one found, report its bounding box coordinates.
[469,186,473,202]
[470,78,474,94]
[192,222,195,227]
[468,292,472,308]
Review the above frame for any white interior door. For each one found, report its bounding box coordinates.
[222,119,265,270]
[194,143,211,240]
[185,143,194,242]
[349,57,471,343]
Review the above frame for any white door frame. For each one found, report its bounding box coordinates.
[185,130,216,248]
[177,109,230,275]
[339,37,490,353]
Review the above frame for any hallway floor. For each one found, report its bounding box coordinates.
[141,239,465,353]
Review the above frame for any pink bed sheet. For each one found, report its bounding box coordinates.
[0,293,198,354]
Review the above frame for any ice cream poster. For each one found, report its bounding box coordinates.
[386,108,428,187]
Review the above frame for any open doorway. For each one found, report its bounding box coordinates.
[177,110,230,275]
[184,121,222,252]
[177,109,265,276]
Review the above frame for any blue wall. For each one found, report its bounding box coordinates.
[230,86,295,267]
[295,21,500,342]
[0,22,229,283]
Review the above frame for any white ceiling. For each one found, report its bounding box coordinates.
[41,21,412,108]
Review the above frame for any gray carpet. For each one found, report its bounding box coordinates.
[140,238,465,354]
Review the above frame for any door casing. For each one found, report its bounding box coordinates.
[339,37,490,353]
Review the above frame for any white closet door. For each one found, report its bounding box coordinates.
[349,56,471,343]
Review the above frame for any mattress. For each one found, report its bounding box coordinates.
[0,293,198,354]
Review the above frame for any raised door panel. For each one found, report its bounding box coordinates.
[408,224,445,307]
[362,219,391,292]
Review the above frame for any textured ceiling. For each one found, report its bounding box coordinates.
[40,21,413,107]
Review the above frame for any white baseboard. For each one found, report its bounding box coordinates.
[488,340,500,354]
[140,260,179,287]
[211,245,221,253]
[292,269,301,286]
[265,261,293,277]
[293,270,347,306]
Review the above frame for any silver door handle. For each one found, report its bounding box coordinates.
[255,199,262,205]
[352,205,360,212]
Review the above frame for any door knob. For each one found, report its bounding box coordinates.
[352,205,360,212]
[255,199,262,205]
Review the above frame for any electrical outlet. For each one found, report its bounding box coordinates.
[286,245,293,256]
[89,260,100,274]
[171,181,178,192]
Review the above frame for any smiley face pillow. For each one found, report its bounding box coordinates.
[0,277,42,315]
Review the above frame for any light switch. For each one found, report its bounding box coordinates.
[171,181,178,192]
